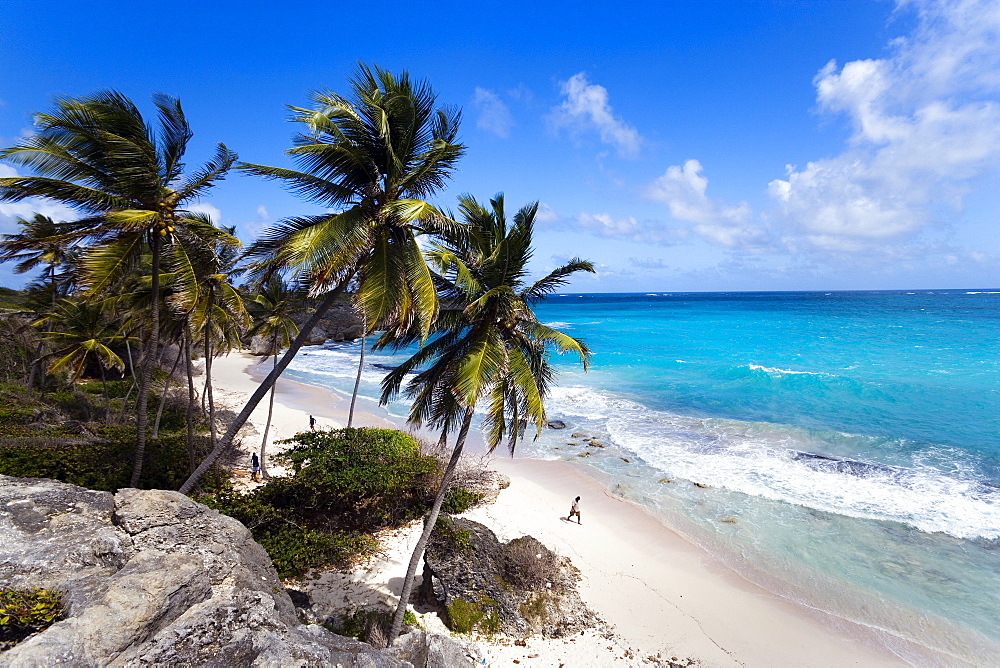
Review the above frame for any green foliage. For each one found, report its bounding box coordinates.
[441,487,483,514]
[203,428,442,578]
[0,408,34,426]
[77,380,133,399]
[274,428,440,527]
[0,423,226,493]
[258,527,376,579]
[403,609,418,628]
[0,588,64,648]
[433,516,473,552]
[444,598,484,634]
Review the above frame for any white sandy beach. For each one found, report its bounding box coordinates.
[209,352,923,667]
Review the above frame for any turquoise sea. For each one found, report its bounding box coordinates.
[285,290,1000,664]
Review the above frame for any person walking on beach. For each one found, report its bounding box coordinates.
[569,496,582,524]
[250,453,260,481]
[309,415,316,430]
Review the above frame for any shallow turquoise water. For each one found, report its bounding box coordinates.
[285,290,1000,663]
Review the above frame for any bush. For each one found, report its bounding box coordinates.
[0,425,227,493]
[500,537,560,591]
[0,588,64,649]
[441,487,483,514]
[203,428,447,577]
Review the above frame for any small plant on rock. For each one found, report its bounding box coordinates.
[0,587,64,649]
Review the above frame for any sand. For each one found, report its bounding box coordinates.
[208,352,921,667]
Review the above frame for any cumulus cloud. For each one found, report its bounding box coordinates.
[575,212,688,245]
[0,166,78,234]
[551,72,641,158]
[472,87,514,138]
[186,201,222,222]
[768,0,1000,248]
[629,257,671,269]
[647,159,763,248]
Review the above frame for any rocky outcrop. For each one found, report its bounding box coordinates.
[248,301,365,355]
[0,476,477,666]
[421,516,599,638]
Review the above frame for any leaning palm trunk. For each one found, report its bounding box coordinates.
[130,235,161,487]
[152,348,183,438]
[204,306,218,449]
[347,333,366,427]
[184,332,197,474]
[178,282,350,494]
[388,406,475,643]
[258,350,277,479]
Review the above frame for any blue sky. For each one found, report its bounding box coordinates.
[2,0,999,292]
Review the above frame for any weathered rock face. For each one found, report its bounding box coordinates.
[248,301,365,355]
[421,516,599,638]
[0,476,477,667]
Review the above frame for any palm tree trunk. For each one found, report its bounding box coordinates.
[388,406,475,644]
[130,233,161,487]
[204,304,217,450]
[259,351,277,479]
[347,334,366,427]
[178,281,351,494]
[100,364,111,423]
[184,331,196,474]
[152,346,183,438]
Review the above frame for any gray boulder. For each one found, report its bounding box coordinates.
[421,516,599,638]
[248,301,365,355]
[0,476,475,667]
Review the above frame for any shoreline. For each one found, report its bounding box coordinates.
[211,351,946,666]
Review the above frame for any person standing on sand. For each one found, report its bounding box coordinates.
[250,453,260,481]
[309,415,315,430]
[569,496,582,524]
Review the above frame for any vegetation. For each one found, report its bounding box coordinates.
[380,193,593,641]
[200,428,481,578]
[0,65,592,648]
[0,588,64,649]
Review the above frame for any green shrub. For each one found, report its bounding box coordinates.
[203,428,447,577]
[444,598,484,634]
[0,588,64,649]
[433,516,473,552]
[0,408,35,426]
[441,487,483,514]
[0,425,227,493]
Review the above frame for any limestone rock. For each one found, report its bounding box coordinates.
[421,516,599,638]
[0,476,474,667]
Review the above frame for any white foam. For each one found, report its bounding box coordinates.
[747,364,827,377]
[543,385,1000,540]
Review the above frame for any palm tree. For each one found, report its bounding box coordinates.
[0,214,75,389]
[246,277,301,478]
[0,90,236,486]
[380,193,594,642]
[179,63,464,494]
[37,298,131,419]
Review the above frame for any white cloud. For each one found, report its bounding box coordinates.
[473,88,514,138]
[186,202,222,222]
[769,0,1000,248]
[551,73,641,158]
[575,212,688,245]
[647,159,762,248]
[0,166,78,234]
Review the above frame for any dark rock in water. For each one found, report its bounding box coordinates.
[792,451,900,478]
[0,476,476,667]
[546,420,566,429]
[421,516,599,638]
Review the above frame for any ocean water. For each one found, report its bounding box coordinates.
[285,290,1000,664]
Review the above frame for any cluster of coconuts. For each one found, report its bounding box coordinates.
[156,219,176,237]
